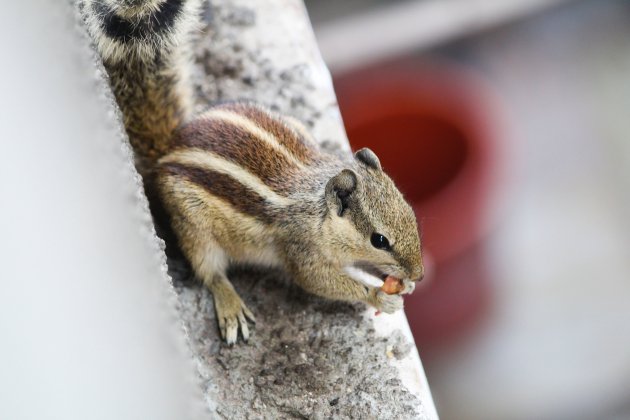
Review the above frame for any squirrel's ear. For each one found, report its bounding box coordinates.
[354,148,382,171]
[325,169,358,217]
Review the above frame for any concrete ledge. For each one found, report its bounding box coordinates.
[171,0,438,418]
[2,1,437,418]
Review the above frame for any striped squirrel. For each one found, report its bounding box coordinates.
[80,0,424,344]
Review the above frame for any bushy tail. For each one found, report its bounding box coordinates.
[80,0,201,175]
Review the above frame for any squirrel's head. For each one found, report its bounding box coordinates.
[323,148,424,289]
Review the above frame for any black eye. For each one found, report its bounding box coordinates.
[370,233,391,250]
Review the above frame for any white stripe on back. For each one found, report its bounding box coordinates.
[160,148,294,206]
[200,109,306,168]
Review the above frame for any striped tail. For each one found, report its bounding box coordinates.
[79,0,201,175]
[80,0,200,63]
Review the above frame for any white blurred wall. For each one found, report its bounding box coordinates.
[0,2,204,419]
[423,1,630,419]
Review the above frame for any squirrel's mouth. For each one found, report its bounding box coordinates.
[343,262,393,289]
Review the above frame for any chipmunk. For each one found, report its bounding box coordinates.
[80,0,424,344]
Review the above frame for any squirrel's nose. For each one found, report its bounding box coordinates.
[409,264,424,282]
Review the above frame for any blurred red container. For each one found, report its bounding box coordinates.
[334,59,503,347]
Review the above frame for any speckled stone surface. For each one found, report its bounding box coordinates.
[171,262,424,419]
[88,0,435,418]
[165,1,434,418]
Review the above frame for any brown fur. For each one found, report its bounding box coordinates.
[80,0,199,176]
[106,59,192,174]
[170,113,305,195]
[222,103,320,163]
[82,0,424,345]
[156,103,424,343]
[160,163,277,224]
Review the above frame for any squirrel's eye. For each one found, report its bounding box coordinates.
[370,233,391,250]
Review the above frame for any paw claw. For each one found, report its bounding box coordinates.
[225,317,238,345]
[243,306,256,323]
[238,312,250,342]
[218,317,227,340]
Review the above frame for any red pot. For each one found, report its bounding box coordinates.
[334,59,504,347]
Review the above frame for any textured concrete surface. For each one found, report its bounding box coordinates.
[75,0,436,417]
[1,0,436,418]
[167,0,437,418]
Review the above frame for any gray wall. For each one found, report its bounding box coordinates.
[0,3,204,419]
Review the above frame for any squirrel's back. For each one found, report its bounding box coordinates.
[157,103,338,226]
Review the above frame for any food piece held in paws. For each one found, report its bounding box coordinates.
[381,276,404,295]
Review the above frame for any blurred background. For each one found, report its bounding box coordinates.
[303,0,630,419]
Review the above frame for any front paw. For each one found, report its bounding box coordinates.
[216,302,255,345]
[400,278,416,295]
[215,295,256,345]
[210,279,256,345]
[371,289,404,314]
